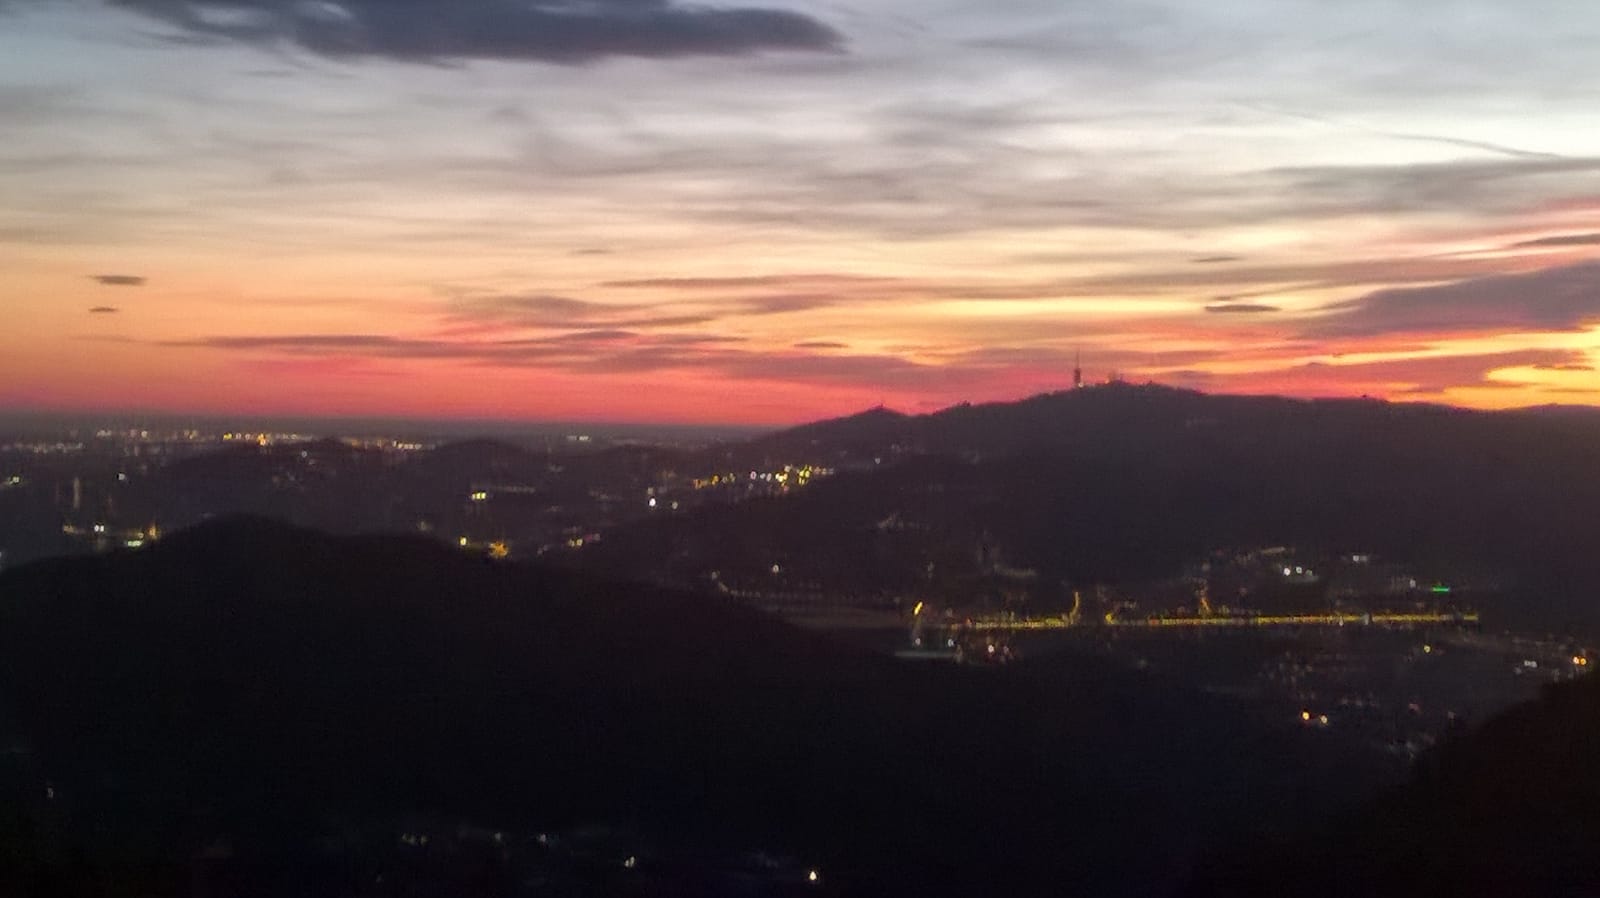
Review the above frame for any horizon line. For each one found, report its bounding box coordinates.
[4,381,1597,436]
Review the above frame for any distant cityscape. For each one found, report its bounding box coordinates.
[3,387,1592,782]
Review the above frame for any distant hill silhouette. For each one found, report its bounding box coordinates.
[0,519,1384,897]
[739,383,1569,462]
[408,437,547,475]
[591,384,1600,633]
[734,406,912,462]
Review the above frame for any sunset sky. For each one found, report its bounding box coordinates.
[4,0,1600,425]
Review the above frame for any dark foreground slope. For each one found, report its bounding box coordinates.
[0,519,1385,897]
[1185,672,1600,897]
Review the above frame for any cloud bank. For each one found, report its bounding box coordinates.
[1309,261,1600,338]
[109,0,843,64]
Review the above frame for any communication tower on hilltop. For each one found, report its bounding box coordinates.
[1073,351,1083,390]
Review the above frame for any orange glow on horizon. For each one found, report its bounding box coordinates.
[5,3,1600,425]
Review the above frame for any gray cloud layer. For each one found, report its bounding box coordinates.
[155,321,1165,393]
[448,293,717,329]
[1205,302,1280,314]
[108,0,842,64]
[1169,348,1587,397]
[1510,233,1600,249]
[1308,261,1600,338]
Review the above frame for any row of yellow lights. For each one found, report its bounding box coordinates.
[690,465,828,491]
[950,611,1482,631]
[1110,612,1482,628]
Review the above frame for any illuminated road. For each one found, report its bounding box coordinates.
[1110,611,1481,628]
[956,611,1480,631]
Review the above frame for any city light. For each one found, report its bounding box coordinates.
[970,611,1481,631]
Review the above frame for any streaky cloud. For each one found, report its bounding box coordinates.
[1204,302,1280,314]
[1384,132,1562,161]
[107,0,843,64]
[1171,349,1587,397]
[1305,260,1600,338]
[601,274,897,290]
[1509,233,1600,249]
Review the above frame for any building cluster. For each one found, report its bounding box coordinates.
[688,464,831,494]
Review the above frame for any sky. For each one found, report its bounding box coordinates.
[3,0,1600,425]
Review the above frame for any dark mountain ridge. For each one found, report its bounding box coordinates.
[746,383,1545,463]
[588,384,1600,633]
